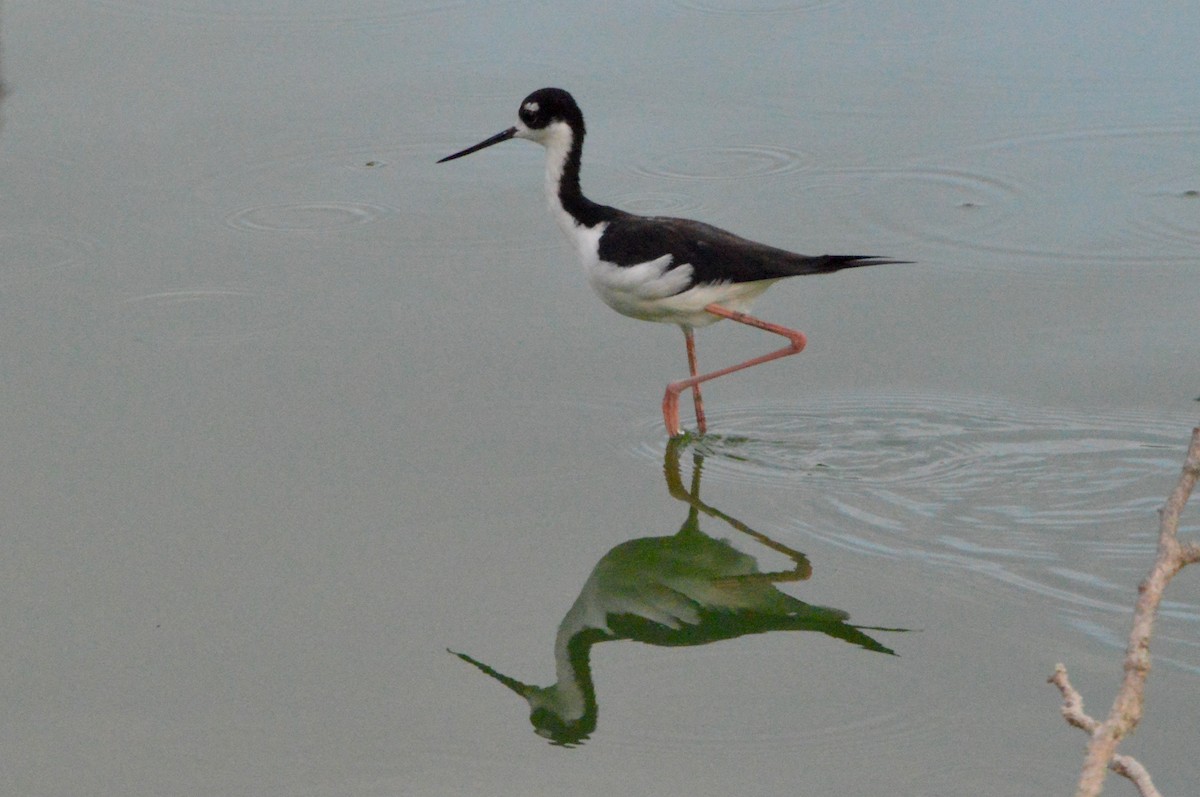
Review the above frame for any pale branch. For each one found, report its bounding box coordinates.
[1110,755,1162,797]
[1049,664,1159,796]
[1049,663,1096,733]
[1050,426,1200,797]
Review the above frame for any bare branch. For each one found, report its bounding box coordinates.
[1051,427,1200,797]
[1111,755,1162,797]
[1049,664,1160,795]
[1048,663,1097,732]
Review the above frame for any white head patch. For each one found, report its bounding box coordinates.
[523,101,539,113]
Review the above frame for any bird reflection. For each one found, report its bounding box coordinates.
[450,437,902,746]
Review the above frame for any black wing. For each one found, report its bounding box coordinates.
[598,212,905,287]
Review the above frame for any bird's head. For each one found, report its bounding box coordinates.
[437,87,584,163]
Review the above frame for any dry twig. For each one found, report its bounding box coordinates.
[1050,426,1200,797]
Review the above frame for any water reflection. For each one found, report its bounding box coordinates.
[450,437,902,746]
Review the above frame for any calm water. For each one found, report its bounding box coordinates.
[2,2,1198,796]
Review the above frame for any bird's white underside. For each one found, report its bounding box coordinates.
[524,119,776,329]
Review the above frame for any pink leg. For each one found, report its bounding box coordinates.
[661,304,808,437]
[684,328,708,436]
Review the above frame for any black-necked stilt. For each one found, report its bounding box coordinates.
[438,88,905,437]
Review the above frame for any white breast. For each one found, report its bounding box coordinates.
[539,127,774,328]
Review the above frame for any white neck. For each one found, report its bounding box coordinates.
[539,121,580,237]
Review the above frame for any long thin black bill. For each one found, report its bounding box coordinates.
[437,127,518,163]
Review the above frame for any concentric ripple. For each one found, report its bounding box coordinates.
[191,138,419,208]
[193,138,555,255]
[120,289,296,345]
[0,231,96,286]
[640,395,1183,498]
[224,202,390,233]
[847,125,1200,264]
[826,165,1028,265]
[634,144,815,182]
[634,394,1199,667]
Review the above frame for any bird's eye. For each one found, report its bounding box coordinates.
[519,101,540,125]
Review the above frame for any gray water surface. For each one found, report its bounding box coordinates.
[2,3,1198,796]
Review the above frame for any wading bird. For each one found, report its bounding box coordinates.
[439,88,904,436]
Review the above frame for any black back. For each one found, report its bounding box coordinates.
[599,212,902,285]
[521,88,906,286]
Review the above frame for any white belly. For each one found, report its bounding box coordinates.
[588,261,778,327]
[561,217,777,328]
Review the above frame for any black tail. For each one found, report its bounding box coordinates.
[797,254,911,275]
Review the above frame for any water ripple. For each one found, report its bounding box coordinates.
[632,394,1199,660]
[847,125,1200,264]
[224,202,391,233]
[120,288,296,345]
[825,165,1029,266]
[191,138,427,206]
[0,231,96,286]
[633,144,815,182]
[194,138,554,255]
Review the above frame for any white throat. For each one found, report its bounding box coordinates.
[536,121,580,237]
